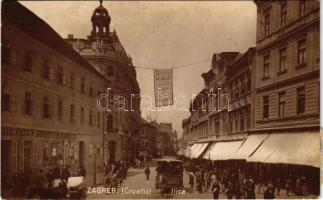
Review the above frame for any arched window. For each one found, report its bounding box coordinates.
[103,26,106,33]
[96,26,99,33]
[107,115,113,132]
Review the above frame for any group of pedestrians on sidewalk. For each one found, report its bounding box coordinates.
[184,159,310,199]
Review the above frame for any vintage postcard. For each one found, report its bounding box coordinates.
[1,0,320,199]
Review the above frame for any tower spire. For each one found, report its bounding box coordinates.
[91,0,111,38]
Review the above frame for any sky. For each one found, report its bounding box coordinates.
[20,1,257,137]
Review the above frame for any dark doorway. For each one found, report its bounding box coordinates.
[23,141,32,171]
[79,141,84,165]
[108,141,116,162]
[1,140,11,178]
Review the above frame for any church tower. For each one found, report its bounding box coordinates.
[91,0,111,38]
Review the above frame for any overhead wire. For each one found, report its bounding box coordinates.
[134,58,211,70]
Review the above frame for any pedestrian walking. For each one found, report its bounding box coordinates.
[189,171,195,193]
[61,166,71,182]
[257,168,265,194]
[46,169,54,187]
[12,170,22,195]
[77,165,86,177]
[245,177,256,199]
[21,169,31,195]
[144,165,150,181]
[124,161,129,180]
[225,181,235,199]
[212,179,220,199]
[235,182,242,199]
[204,170,210,192]
[26,169,46,198]
[53,166,61,179]
[301,176,308,196]
[196,172,203,193]
[275,178,281,196]
[264,183,275,199]
[117,169,124,185]
[285,175,293,196]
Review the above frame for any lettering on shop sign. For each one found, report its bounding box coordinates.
[2,127,76,139]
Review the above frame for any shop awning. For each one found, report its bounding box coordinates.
[247,132,320,168]
[203,143,215,160]
[232,134,269,160]
[190,143,209,158]
[203,140,244,160]
[188,143,199,158]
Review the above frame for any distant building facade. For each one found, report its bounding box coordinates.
[1,1,110,177]
[138,118,157,162]
[155,123,175,156]
[181,117,192,147]
[65,2,141,162]
[184,49,255,147]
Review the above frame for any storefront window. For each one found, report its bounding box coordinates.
[69,146,74,158]
[42,142,49,162]
[52,147,57,160]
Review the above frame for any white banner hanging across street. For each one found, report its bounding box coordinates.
[154,68,174,107]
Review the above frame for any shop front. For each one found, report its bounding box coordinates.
[1,126,105,176]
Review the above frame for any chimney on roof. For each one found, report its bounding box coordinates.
[67,34,74,39]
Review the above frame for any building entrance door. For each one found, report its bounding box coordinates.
[23,141,32,171]
[79,141,84,165]
[108,141,116,162]
[1,140,12,178]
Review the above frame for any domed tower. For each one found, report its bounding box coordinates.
[91,0,111,38]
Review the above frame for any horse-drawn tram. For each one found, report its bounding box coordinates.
[155,157,184,196]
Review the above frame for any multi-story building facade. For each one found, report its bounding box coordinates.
[179,2,320,189]
[1,1,110,177]
[188,50,255,143]
[65,2,141,162]
[253,0,319,131]
[227,48,256,135]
